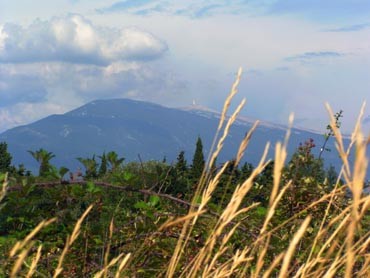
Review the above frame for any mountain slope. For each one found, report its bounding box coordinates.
[0,98,365,176]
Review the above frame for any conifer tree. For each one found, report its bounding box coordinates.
[175,151,187,174]
[191,137,205,180]
[99,152,107,177]
[0,142,12,173]
[167,150,190,196]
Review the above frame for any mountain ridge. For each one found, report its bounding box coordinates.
[0,98,367,177]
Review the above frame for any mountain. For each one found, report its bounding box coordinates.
[0,98,368,177]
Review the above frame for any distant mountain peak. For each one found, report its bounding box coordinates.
[1,97,366,177]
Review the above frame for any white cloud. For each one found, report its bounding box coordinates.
[0,59,188,131]
[101,27,168,61]
[0,14,167,65]
[0,102,66,132]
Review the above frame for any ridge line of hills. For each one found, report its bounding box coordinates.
[0,98,368,177]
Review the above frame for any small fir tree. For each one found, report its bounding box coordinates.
[99,152,108,177]
[175,151,187,174]
[191,137,205,180]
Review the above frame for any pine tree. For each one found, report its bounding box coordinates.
[191,137,205,180]
[0,142,12,173]
[175,151,187,174]
[99,152,107,177]
[167,150,189,196]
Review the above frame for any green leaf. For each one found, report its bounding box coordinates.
[149,195,160,207]
[93,237,103,245]
[123,172,134,181]
[256,207,267,217]
[26,184,36,195]
[87,182,101,194]
[146,211,155,220]
[134,201,149,210]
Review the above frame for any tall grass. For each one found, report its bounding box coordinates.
[1,68,369,277]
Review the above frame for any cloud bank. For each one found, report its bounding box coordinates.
[0,14,167,65]
[0,15,179,132]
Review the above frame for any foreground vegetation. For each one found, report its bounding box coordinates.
[0,68,369,277]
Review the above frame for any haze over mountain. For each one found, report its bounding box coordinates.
[0,98,368,177]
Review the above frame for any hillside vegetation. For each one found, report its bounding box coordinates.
[0,68,369,277]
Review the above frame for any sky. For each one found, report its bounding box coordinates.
[0,0,370,134]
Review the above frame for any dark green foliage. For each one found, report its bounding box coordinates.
[106,151,125,172]
[59,167,70,180]
[175,151,187,174]
[28,148,55,177]
[326,164,339,187]
[215,160,240,207]
[14,164,31,177]
[165,151,190,196]
[257,160,274,186]
[239,162,254,181]
[77,155,98,179]
[1,133,366,276]
[0,142,12,173]
[191,137,205,181]
[98,152,107,177]
[286,138,325,184]
[283,138,328,217]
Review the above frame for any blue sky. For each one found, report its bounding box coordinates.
[0,0,369,134]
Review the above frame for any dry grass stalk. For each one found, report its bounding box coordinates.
[166,69,246,278]
[114,253,131,278]
[94,253,125,278]
[185,145,270,277]
[259,181,291,237]
[10,218,56,257]
[25,245,43,278]
[160,209,206,231]
[302,171,344,276]
[208,98,246,181]
[252,235,271,278]
[103,219,115,278]
[53,205,93,278]
[203,67,243,189]
[218,67,243,131]
[0,173,7,203]
[261,253,285,278]
[235,120,259,167]
[11,247,31,278]
[197,162,230,215]
[278,216,311,278]
[270,113,293,206]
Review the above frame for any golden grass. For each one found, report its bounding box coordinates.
[1,68,369,277]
